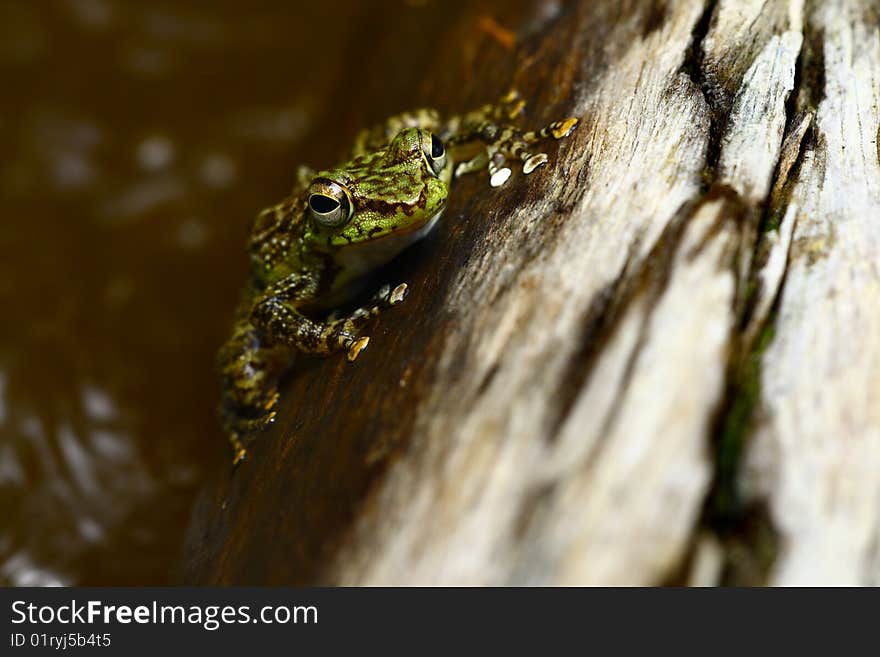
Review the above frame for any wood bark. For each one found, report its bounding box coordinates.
[182,0,880,585]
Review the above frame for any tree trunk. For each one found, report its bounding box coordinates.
[182,0,880,586]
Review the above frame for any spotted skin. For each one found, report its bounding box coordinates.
[218,91,578,463]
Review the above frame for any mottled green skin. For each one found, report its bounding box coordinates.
[309,133,450,248]
[248,127,450,302]
[219,94,578,463]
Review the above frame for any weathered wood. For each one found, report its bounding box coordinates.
[183,0,880,585]
[742,2,880,586]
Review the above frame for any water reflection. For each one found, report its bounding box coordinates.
[0,0,332,585]
[1,0,506,585]
[2,374,156,585]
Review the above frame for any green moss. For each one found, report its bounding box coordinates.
[708,322,775,527]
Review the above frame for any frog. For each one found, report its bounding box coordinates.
[218,91,578,464]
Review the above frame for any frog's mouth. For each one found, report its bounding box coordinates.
[333,209,445,280]
[382,206,445,240]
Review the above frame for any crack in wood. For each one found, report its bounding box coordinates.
[184,0,878,586]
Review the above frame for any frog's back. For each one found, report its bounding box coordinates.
[247,196,306,289]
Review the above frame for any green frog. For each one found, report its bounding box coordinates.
[218,91,578,463]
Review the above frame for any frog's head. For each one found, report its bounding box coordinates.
[303,128,451,263]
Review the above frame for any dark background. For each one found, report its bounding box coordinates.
[0,0,557,585]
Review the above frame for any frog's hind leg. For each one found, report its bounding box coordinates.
[441,89,578,186]
[222,281,407,464]
[222,410,275,466]
[351,109,443,155]
[217,315,287,464]
[517,118,581,167]
[359,89,524,152]
[448,117,578,187]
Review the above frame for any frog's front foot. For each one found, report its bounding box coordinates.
[347,337,371,361]
[345,283,408,362]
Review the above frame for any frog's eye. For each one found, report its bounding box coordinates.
[421,131,447,177]
[307,180,353,228]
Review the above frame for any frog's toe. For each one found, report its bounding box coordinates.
[389,283,408,305]
[502,89,520,103]
[500,89,525,119]
[263,390,280,411]
[490,166,512,187]
[523,153,549,174]
[552,117,579,139]
[487,150,512,186]
[230,435,248,466]
[347,336,370,361]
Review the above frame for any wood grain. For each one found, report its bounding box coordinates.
[182,0,880,585]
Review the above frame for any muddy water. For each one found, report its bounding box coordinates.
[0,0,533,584]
